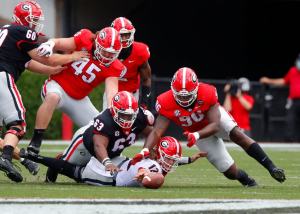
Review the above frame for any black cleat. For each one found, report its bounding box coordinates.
[20,148,39,162]
[0,157,23,182]
[244,177,258,187]
[27,144,40,155]
[45,167,58,183]
[21,159,40,175]
[270,167,286,183]
[45,152,62,183]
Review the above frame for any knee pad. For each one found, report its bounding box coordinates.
[5,122,26,139]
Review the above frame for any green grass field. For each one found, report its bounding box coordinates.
[0,144,299,199]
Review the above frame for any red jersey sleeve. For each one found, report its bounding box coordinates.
[209,86,219,106]
[135,42,150,63]
[73,29,94,51]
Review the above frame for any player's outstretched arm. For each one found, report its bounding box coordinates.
[139,61,152,108]
[26,60,66,75]
[36,37,78,57]
[104,77,119,108]
[144,115,170,150]
[28,49,89,67]
[93,134,120,174]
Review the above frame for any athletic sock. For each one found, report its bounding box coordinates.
[246,142,275,171]
[30,129,45,147]
[237,169,255,186]
[34,156,77,179]
[2,145,14,161]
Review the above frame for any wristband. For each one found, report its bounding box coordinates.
[102,158,112,166]
[194,132,200,140]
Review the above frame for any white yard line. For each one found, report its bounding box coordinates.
[0,199,299,214]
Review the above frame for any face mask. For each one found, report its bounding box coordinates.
[296,60,300,71]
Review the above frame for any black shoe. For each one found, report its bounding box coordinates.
[270,167,286,183]
[27,144,40,155]
[21,159,40,175]
[243,177,258,188]
[0,157,23,182]
[45,152,62,183]
[20,148,39,162]
[45,167,58,183]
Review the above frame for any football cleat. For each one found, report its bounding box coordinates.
[270,167,286,183]
[27,142,41,155]
[45,152,62,183]
[0,157,23,182]
[243,177,258,188]
[21,158,40,175]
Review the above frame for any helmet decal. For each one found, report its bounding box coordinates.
[161,140,169,148]
[22,4,31,11]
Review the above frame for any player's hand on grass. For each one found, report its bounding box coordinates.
[190,151,208,163]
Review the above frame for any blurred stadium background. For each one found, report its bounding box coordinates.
[1,0,300,141]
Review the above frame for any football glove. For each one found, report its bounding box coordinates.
[130,148,150,166]
[37,40,55,57]
[183,131,200,147]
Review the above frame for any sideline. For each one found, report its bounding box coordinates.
[0,199,299,214]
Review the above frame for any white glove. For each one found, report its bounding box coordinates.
[37,40,55,57]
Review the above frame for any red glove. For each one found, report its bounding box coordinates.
[183,131,200,147]
[130,148,150,166]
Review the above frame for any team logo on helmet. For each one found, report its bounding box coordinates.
[114,94,120,102]
[22,4,31,11]
[100,31,106,39]
[174,110,181,117]
[161,140,169,148]
[192,74,197,83]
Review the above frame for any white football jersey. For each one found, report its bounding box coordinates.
[116,158,162,187]
[81,156,162,187]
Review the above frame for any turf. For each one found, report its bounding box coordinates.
[0,145,299,199]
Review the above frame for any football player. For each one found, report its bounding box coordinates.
[20,136,206,187]
[0,0,88,182]
[27,26,126,155]
[44,91,155,182]
[134,67,286,186]
[102,17,152,109]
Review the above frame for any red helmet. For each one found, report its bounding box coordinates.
[157,136,182,173]
[94,27,122,66]
[12,1,44,33]
[171,67,199,107]
[111,91,139,129]
[111,17,135,48]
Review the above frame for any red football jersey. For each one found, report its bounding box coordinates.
[118,41,150,92]
[50,29,125,99]
[156,83,219,132]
